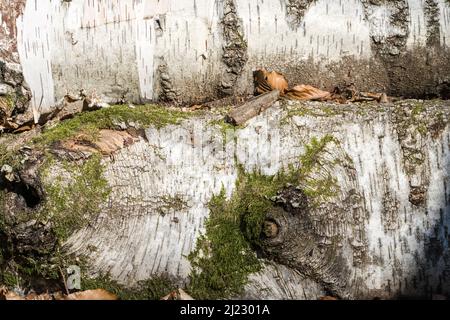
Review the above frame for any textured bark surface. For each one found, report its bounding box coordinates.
[36,100,446,299]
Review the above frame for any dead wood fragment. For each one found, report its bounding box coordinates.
[58,129,136,156]
[225,90,280,126]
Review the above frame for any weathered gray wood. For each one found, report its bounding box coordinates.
[225,90,280,126]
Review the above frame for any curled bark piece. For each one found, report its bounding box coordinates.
[254,69,289,95]
[225,90,280,126]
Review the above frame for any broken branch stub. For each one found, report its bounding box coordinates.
[225,90,280,126]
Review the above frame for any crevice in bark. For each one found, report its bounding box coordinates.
[157,61,179,104]
[0,179,41,209]
[424,0,441,48]
[0,160,44,211]
[219,0,248,97]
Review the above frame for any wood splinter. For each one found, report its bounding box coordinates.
[225,90,280,126]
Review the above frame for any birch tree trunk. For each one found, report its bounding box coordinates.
[1,0,450,115]
[1,0,450,300]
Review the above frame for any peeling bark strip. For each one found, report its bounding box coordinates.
[220,0,248,96]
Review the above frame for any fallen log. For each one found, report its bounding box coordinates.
[225,90,280,126]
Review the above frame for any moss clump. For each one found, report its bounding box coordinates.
[0,271,18,288]
[33,104,192,147]
[40,154,111,241]
[187,188,263,300]
[82,273,177,300]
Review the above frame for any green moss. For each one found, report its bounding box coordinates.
[39,154,111,242]
[33,104,192,147]
[187,188,262,300]
[1,271,18,287]
[411,102,425,117]
[0,94,16,114]
[209,119,239,141]
[298,135,341,205]
[299,135,335,174]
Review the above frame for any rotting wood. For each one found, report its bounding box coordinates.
[225,90,280,126]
